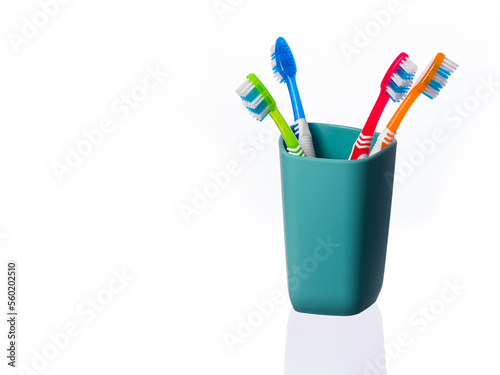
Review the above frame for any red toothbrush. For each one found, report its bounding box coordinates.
[349,53,417,160]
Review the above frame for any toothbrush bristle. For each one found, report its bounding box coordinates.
[236,75,274,122]
[270,37,296,83]
[270,43,285,83]
[422,57,458,99]
[386,56,417,102]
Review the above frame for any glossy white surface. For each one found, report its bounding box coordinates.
[0,0,498,373]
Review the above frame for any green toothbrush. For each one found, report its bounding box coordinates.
[236,73,305,156]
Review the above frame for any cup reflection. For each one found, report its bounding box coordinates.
[284,304,387,375]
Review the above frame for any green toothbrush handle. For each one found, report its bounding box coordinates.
[270,109,301,151]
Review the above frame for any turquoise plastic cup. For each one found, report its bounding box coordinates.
[279,123,397,316]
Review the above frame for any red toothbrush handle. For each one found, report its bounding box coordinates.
[349,91,390,160]
[350,131,374,160]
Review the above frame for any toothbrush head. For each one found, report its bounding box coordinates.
[270,37,297,83]
[236,73,276,121]
[382,52,418,102]
[415,53,459,99]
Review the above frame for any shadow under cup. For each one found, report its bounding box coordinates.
[279,123,397,316]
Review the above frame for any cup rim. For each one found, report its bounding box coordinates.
[279,122,397,164]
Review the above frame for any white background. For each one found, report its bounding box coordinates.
[0,0,499,374]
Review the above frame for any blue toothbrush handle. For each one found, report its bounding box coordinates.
[286,76,305,121]
[284,76,315,157]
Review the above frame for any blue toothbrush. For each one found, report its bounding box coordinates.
[271,37,315,157]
